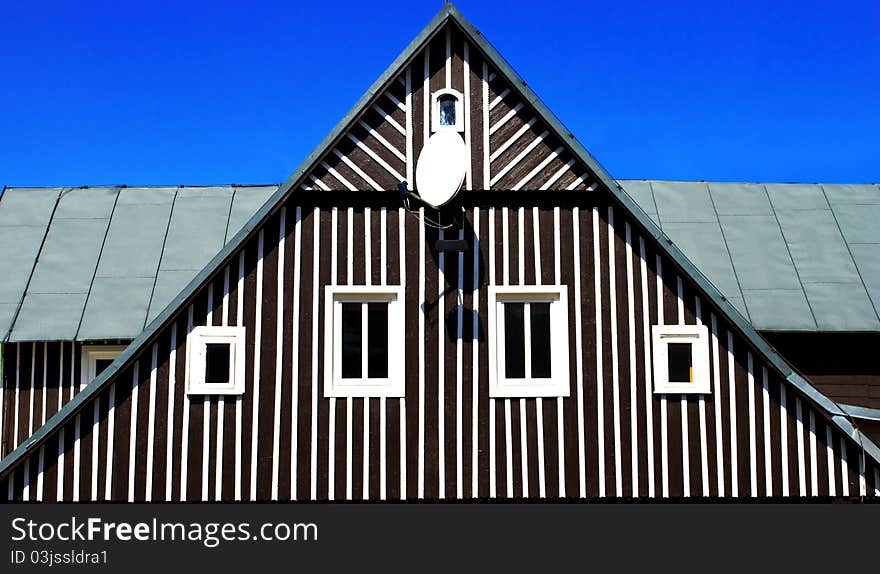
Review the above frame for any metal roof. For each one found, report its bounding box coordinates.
[620,180,880,332]
[0,185,278,342]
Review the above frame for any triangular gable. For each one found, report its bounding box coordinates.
[2,3,878,489]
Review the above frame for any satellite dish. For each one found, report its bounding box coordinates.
[415,130,467,208]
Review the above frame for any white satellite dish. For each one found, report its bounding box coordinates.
[415,130,467,207]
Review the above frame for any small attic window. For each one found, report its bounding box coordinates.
[187,326,246,395]
[431,88,464,133]
[651,325,710,394]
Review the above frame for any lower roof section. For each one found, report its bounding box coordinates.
[0,185,278,342]
[620,180,880,332]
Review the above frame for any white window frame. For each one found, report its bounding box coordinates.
[431,88,465,133]
[186,325,246,396]
[488,285,570,398]
[80,345,126,386]
[324,285,405,398]
[651,324,711,394]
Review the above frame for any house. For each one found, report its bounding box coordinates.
[1,4,878,501]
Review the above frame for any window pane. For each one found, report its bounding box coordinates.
[439,95,456,126]
[504,302,525,378]
[95,358,114,378]
[530,303,552,378]
[367,302,389,378]
[205,343,231,384]
[667,342,693,383]
[341,303,362,378]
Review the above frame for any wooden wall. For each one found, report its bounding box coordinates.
[3,193,878,501]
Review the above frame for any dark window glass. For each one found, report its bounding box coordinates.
[504,302,526,378]
[438,94,457,126]
[367,302,389,378]
[667,342,693,383]
[95,358,114,377]
[341,303,362,378]
[205,343,231,384]
[530,303,552,378]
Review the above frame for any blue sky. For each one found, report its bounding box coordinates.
[1,0,878,187]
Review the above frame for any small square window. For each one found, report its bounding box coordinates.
[186,326,246,395]
[324,285,404,398]
[81,345,126,386]
[488,285,570,398]
[651,324,710,394]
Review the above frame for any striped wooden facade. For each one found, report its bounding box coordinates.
[1,18,878,501]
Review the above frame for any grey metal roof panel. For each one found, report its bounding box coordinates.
[25,218,111,295]
[0,226,49,304]
[53,187,118,219]
[78,277,155,340]
[707,182,773,216]
[94,193,175,279]
[774,208,862,285]
[651,180,716,223]
[741,288,816,331]
[764,183,829,211]
[821,183,880,205]
[226,186,279,242]
[803,282,880,331]
[831,204,880,245]
[10,293,88,341]
[617,180,657,217]
[718,214,801,291]
[0,187,60,227]
[159,187,234,271]
[660,221,742,301]
[848,244,880,311]
[146,268,203,324]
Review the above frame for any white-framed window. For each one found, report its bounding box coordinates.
[324,285,404,398]
[651,324,711,394]
[488,285,570,398]
[431,88,464,133]
[186,326,246,395]
[80,345,126,385]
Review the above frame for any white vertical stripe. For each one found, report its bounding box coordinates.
[166,324,178,501]
[363,207,371,501]
[727,331,738,497]
[463,41,472,190]
[747,352,757,497]
[399,206,407,500]
[608,207,622,497]
[235,252,245,500]
[346,397,353,500]
[482,62,490,189]
[588,207,600,497]
[445,25,451,89]
[826,426,836,496]
[456,224,464,499]
[330,208,339,501]
[762,367,772,496]
[695,298,709,497]
[249,229,265,500]
[90,379,99,499]
[555,207,566,498]
[472,207,480,498]
[145,344,158,501]
[840,437,849,496]
[795,397,806,496]
[859,448,867,497]
[418,206,426,498]
[808,408,817,496]
[675,278,689,498]
[711,313,724,496]
[290,207,302,500]
[310,208,320,500]
[405,67,413,187]
[488,207,496,498]
[127,365,140,502]
[438,225,446,500]
[12,344,20,450]
[657,257,668,498]
[380,208,387,501]
[271,208,286,500]
[517,207,528,498]
[36,446,44,501]
[625,224,639,496]
[780,383,789,496]
[639,240,655,497]
[202,284,213,502]
[502,207,512,498]
[423,46,430,159]
[533,206,546,498]
[103,382,115,500]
